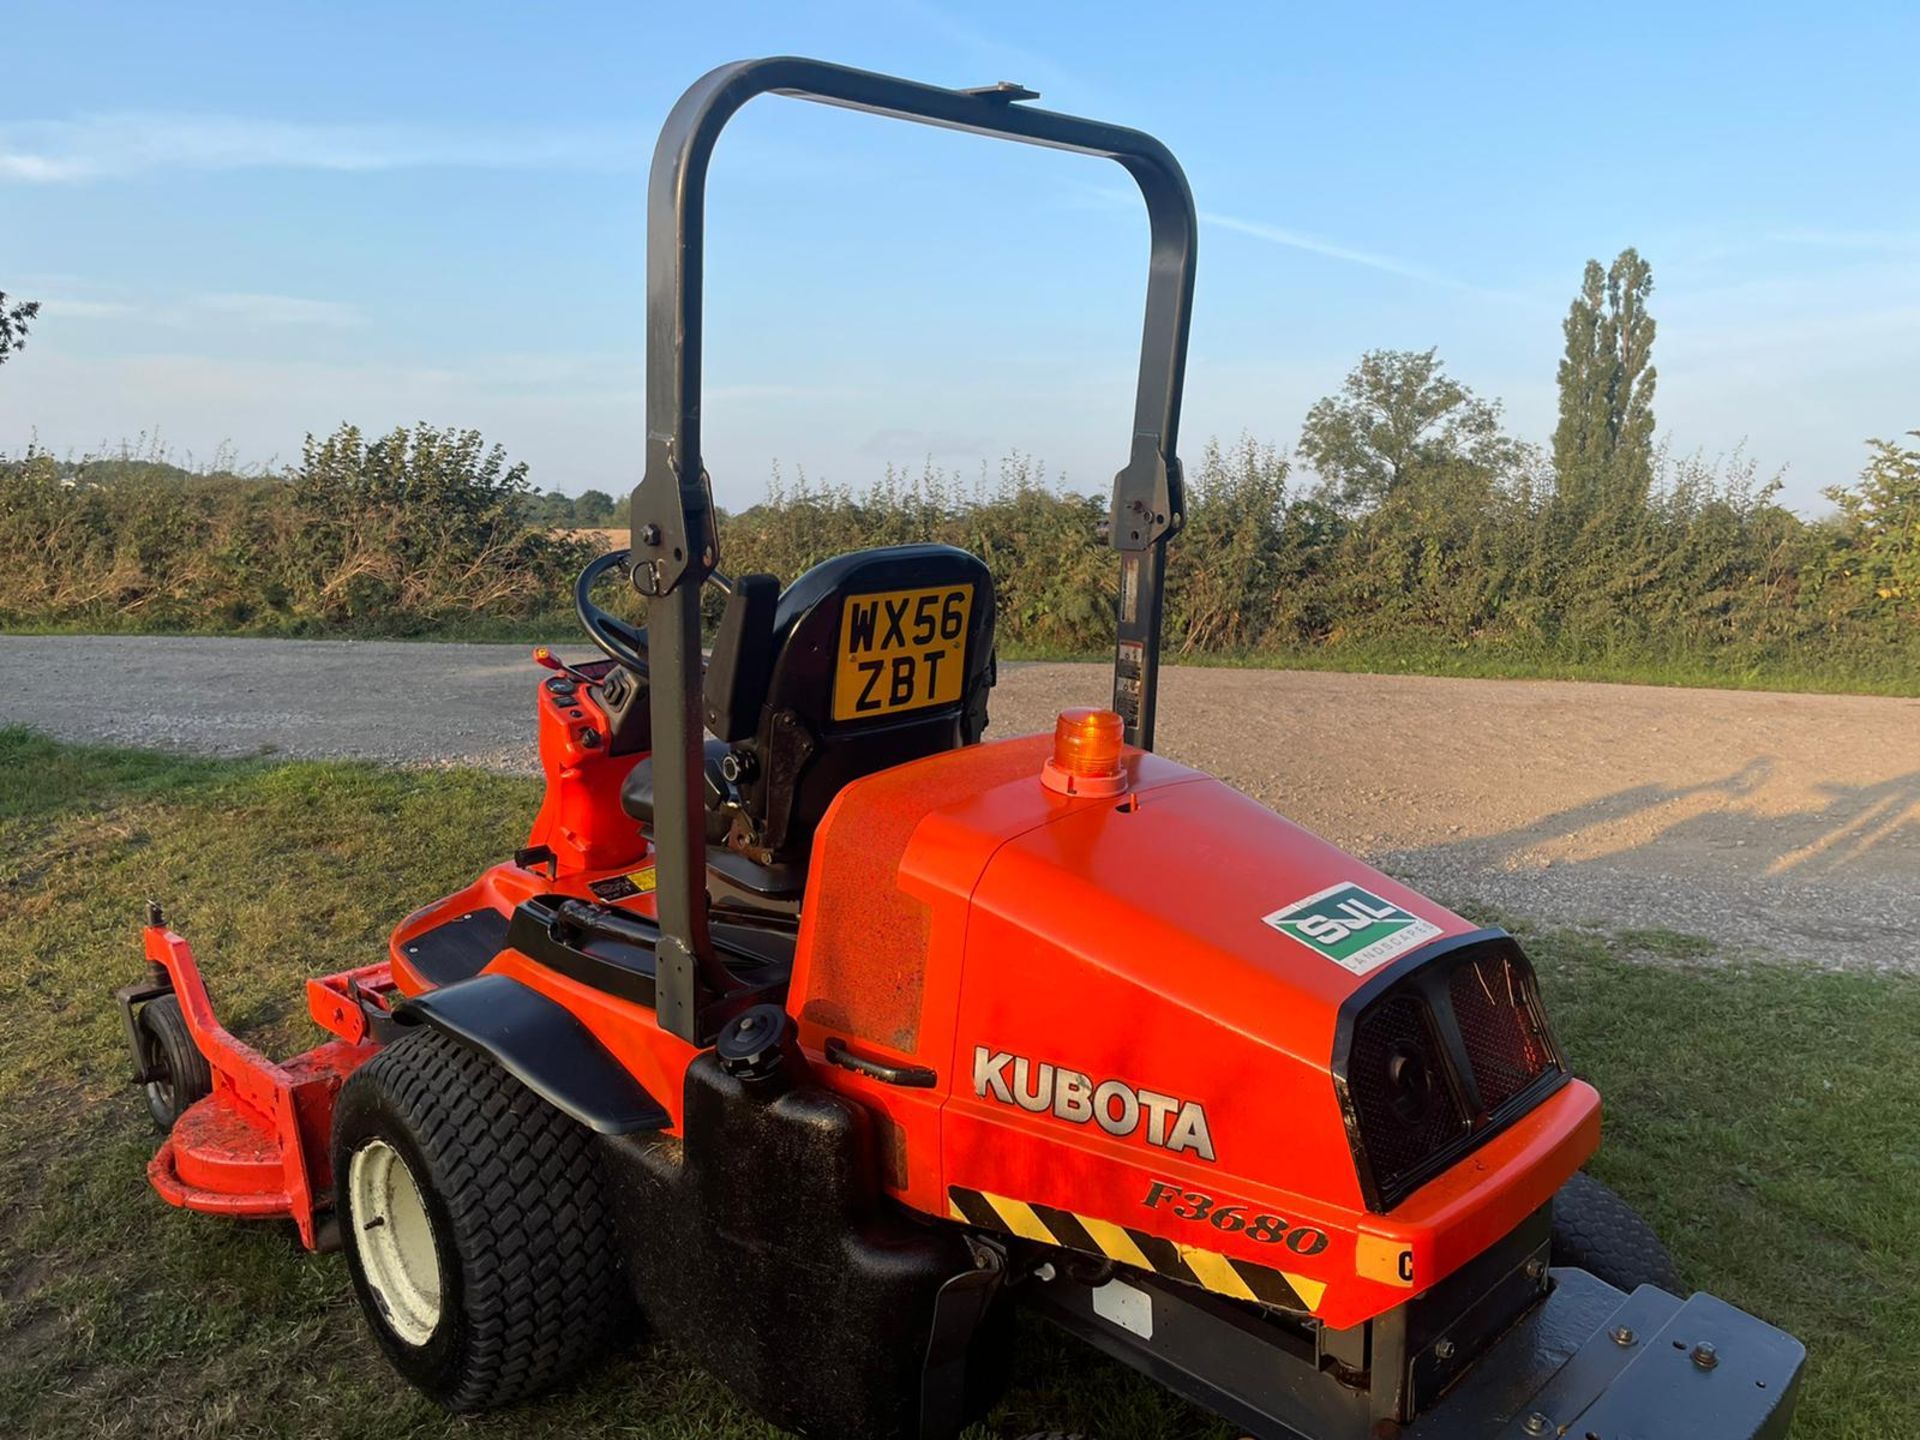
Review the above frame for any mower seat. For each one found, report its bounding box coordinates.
[621,543,996,891]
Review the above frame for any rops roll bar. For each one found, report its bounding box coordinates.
[627,57,1197,1040]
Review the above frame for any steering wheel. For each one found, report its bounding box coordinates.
[573,550,653,676]
[573,549,734,677]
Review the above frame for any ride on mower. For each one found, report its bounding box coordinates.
[114,57,1805,1439]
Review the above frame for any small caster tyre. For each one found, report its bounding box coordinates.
[137,993,212,1132]
[331,1026,629,1411]
[1551,1170,1682,1295]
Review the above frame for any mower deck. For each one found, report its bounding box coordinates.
[136,852,792,1249]
[148,1040,370,1222]
[128,921,395,1248]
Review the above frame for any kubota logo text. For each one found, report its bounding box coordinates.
[972,1048,1216,1162]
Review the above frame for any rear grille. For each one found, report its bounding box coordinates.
[1343,995,1469,1201]
[1449,954,1553,1111]
[1335,933,1567,1213]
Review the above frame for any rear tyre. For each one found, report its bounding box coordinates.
[1551,1170,1681,1294]
[137,994,212,1132]
[331,1026,628,1411]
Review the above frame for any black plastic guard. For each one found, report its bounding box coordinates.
[395,973,669,1135]
[598,1056,992,1440]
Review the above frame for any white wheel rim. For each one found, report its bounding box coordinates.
[348,1138,443,1346]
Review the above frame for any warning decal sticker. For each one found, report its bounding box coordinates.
[1261,882,1441,976]
[588,866,657,902]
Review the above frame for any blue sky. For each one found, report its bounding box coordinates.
[2,1,1915,513]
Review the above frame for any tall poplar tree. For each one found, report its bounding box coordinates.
[1551,249,1656,519]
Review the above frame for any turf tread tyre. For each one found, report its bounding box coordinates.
[138,993,212,1132]
[332,1026,627,1411]
[1551,1170,1681,1294]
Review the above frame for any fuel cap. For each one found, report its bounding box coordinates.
[716,1004,796,1086]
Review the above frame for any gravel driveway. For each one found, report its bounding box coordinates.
[4,634,1915,972]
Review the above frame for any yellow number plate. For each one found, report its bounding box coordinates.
[833,584,974,722]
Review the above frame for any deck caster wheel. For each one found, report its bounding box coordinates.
[136,993,212,1132]
[331,1027,629,1411]
[1551,1170,1681,1294]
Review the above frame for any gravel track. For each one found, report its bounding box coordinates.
[4,634,1915,972]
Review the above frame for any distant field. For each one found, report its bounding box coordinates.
[1,729,1916,1437]
[555,525,631,549]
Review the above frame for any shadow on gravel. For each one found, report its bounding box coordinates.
[1434,758,1920,883]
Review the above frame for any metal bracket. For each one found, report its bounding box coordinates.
[1109,432,1183,550]
[632,440,719,597]
[757,708,817,857]
[113,980,172,1085]
[919,1244,1007,1440]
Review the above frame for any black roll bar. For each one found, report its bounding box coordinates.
[627,56,1197,1040]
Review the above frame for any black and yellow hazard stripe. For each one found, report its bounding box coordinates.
[947,1186,1326,1314]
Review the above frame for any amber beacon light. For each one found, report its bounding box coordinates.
[1042,707,1128,797]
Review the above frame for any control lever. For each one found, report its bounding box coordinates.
[532,647,599,685]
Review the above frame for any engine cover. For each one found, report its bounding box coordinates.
[789,734,1600,1330]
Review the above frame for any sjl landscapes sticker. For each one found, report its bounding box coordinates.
[1261,883,1440,975]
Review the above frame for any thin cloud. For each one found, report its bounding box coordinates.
[0,153,92,182]
[40,290,367,328]
[1768,226,1920,253]
[1200,209,1466,289]
[38,297,138,320]
[0,113,643,183]
[194,293,366,328]
[1070,180,1476,291]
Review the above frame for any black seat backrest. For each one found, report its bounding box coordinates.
[727,543,995,866]
[703,573,781,744]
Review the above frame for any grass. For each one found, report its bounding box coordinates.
[1,728,1914,1438]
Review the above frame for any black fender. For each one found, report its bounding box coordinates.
[395,973,669,1134]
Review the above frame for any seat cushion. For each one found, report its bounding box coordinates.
[621,738,734,842]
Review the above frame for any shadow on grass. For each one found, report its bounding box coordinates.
[0,727,238,822]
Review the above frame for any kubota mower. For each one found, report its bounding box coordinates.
[116,57,1806,1440]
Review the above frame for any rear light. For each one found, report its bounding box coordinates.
[1449,952,1555,1110]
[1334,933,1566,1213]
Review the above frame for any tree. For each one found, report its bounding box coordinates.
[1820,432,1920,627]
[1552,249,1656,517]
[0,292,40,368]
[574,488,616,526]
[1296,348,1525,512]
[289,422,578,622]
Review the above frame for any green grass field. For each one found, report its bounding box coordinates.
[1,729,1913,1438]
